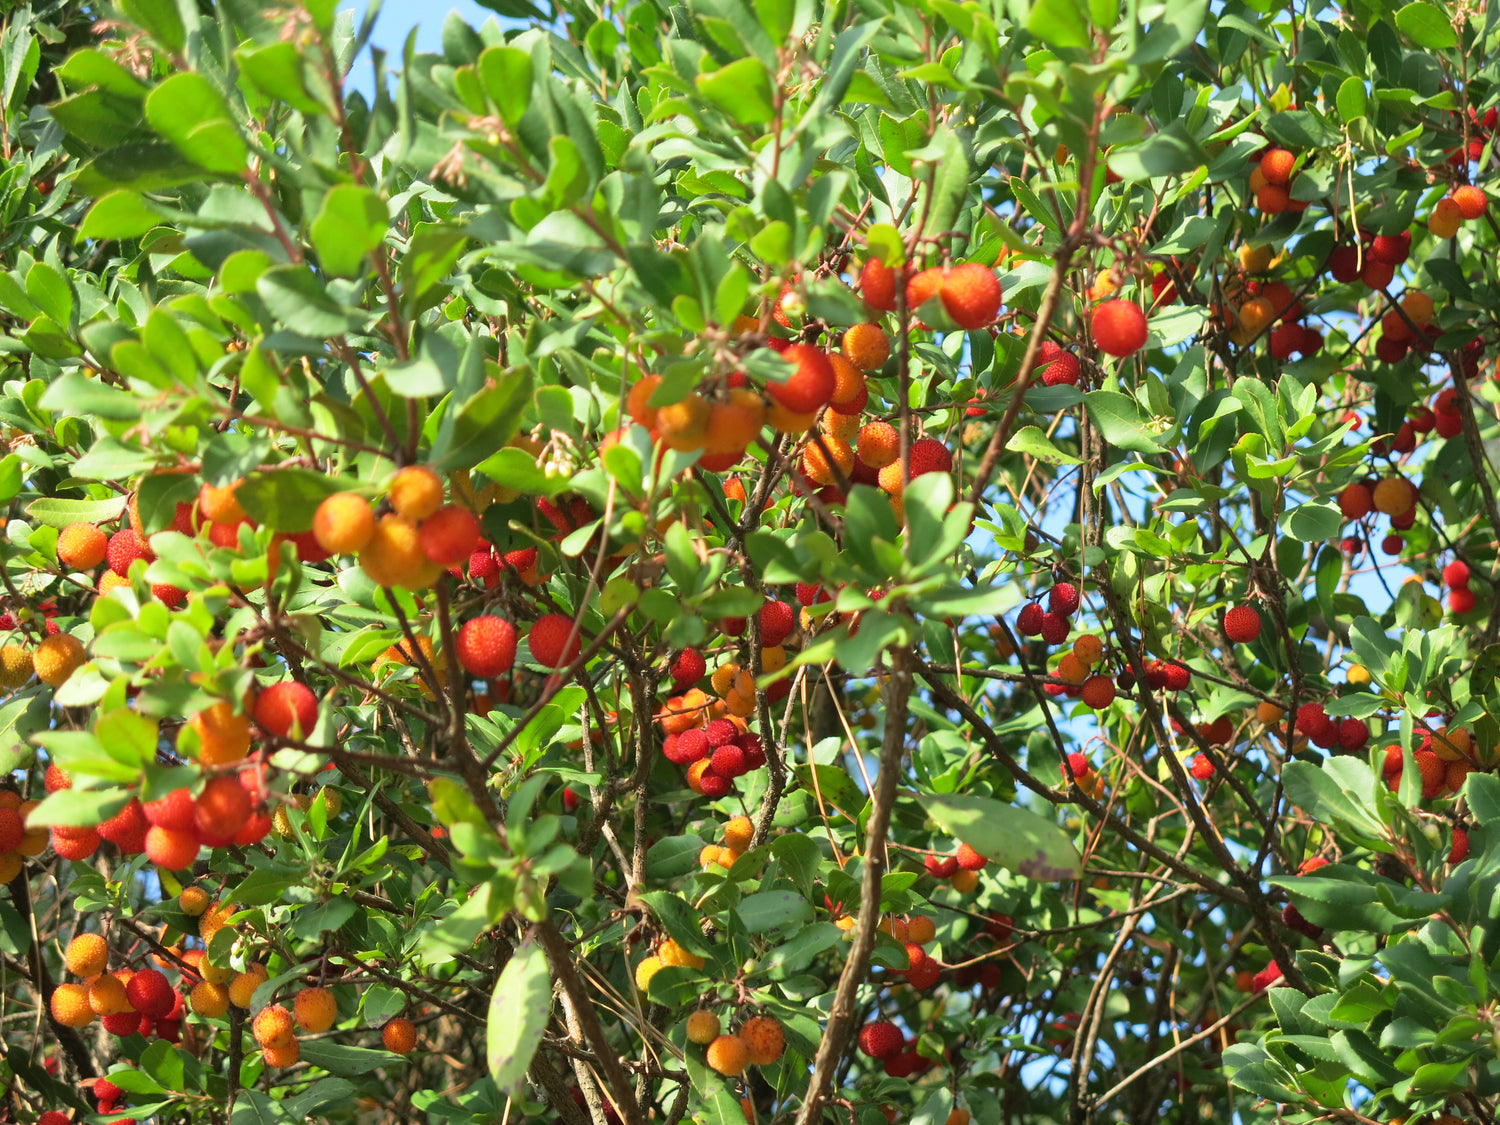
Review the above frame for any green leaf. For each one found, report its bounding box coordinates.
[645,835,705,880]
[432,370,533,472]
[696,57,776,126]
[236,470,363,531]
[24,787,129,829]
[917,792,1082,880]
[486,941,550,1094]
[26,263,73,328]
[1007,425,1083,465]
[737,889,814,933]
[1394,2,1458,48]
[1083,391,1165,453]
[257,266,363,337]
[1279,501,1341,543]
[25,494,128,527]
[477,46,532,127]
[143,73,246,175]
[122,0,186,52]
[310,185,388,279]
[1336,75,1367,122]
[236,42,325,115]
[1026,0,1090,49]
[1281,758,1391,849]
[296,1038,400,1076]
[81,190,161,240]
[1107,123,1210,181]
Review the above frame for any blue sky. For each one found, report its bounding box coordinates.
[360,0,498,54]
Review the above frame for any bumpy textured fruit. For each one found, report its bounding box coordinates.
[857,421,900,469]
[253,1004,295,1048]
[858,257,897,311]
[686,1009,721,1045]
[255,681,318,739]
[739,1015,785,1065]
[767,345,836,414]
[229,966,268,1009]
[51,982,95,1027]
[383,1016,417,1053]
[706,1034,750,1076]
[180,886,210,916]
[313,493,376,554]
[1091,300,1149,357]
[456,617,518,678]
[361,513,435,589]
[389,465,445,521]
[0,644,32,689]
[1223,604,1262,644]
[956,842,987,870]
[418,505,481,566]
[1453,184,1487,220]
[58,522,108,569]
[1259,148,1296,185]
[65,933,108,977]
[191,980,230,1018]
[88,973,131,1016]
[842,323,890,370]
[190,702,251,766]
[144,826,198,869]
[107,529,152,576]
[33,634,85,687]
[126,968,175,1017]
[295,986,338,1033]
[194,776,252,840]
[939,263,1003,329]
[723,815,754,852]
[858,1020,905,1060]
[528,614,581,669]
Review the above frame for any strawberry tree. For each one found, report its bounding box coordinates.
[1,0,1500,1123]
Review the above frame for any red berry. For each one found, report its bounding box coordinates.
[759,600,796,647]
[1449,586,1477,615]
[1450,827,1470,864]
[665,728,709,765]
[859,258,897,312]
[908,438,953,478]
[1039,612,1070,646]
[1443,560,1471,588]
[767,345,836,414]
[1337,718,1369,752]
[857,1020,906,1060]
[1223,604,1262,644]
[710,743,747,778]
[142,787,196,831]
[126,968,175,1017]
[1189,754,1215,780]
[669,648,706,690]
[107,529,154,578]
[1091,300,1148,357]
[529,614,582,669]
[1048,583,1080,616]
[924,853,959,877]
[457,617,518,678]
[939,262,1003,330]
[254,681,319,739]
[955,842,987,870]
[418,506,481,566]
[1017,602,1044,636]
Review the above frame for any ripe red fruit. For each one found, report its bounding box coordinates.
[857,1021,906,1060]
[767,345,836,414]
[1189,754,1215,780]
[194,777,251,841]
[418,506,481,566]
[143,787,196,831]
[1453,184,1488,220]
[94,1075,124,1102]
[1064,752,1091,778]
[759,600,795,646]
[1337,718,1369,752]
[1294,702,1329,737]
[1039,612,1070,646]
[1040,349,1081,386]
[102,1010,143,1036]
[1338,482,1373,519]
[858,258,897,312]
[37,1114,70,1125]
[939,263,1003,330]
[107,529,153,577]
[955,842,987,870]
[664,729,708,765]
[1449,586,1477,615]
[1048,583,1080,616]
[669,648,706,690]
[1259,148,1296,186]
[528,614,582,669]
[924,854,959,878]
[1328,244,1361,283]
[698,768,732,799]
[1443,560,1471,588]
[1080,674,1115,709]
[1369,230,1411,265]
[1223,605,1262,644]
[126,968,175,1017]
[1451,827,1470,864]
[710,744,747,778]
[1091,300,1148,357]
[456,617,518,678]
[254,681,318,739]
[1017,602,1044,636]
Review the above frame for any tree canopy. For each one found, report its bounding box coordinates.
[0,0,1498,1123]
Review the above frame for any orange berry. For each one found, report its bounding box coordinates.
[51,982,95,1027]
[686,1009,721,1044]
[723,815,754,852]
[802,436,855,486]
[191,980,230,1018]
[1452,184,1487,220]
[1430,196,1463,238]
[905,266,945,317]
[88,972,131,1016]
[841,323,890,371]
[189,701,251,766]
[739,1015,785,1066]
[33,634,85,687]
[1072,634,1105,665]
[1236,297,1275,337]
[1256,700,1285,725]
[228,965,268,1009]
[765,400,817,434]
[198,480,248,525]
[703,390,765,456]
[940,262,1004,329]
[418,505,481,566]
[950,869,979,893]
[857,421,900,469]
[657,391,711,451]
[1259,148,1296,186]
[706,1034,750,1076]
[144,825,198,870]
[383,1016,417,1054]
[253,1004,295,1048]
[389,465,444,521]
[262,1039,301,1067]
[360,514,436,589]
[768,345,836,414]
[627,375,663,428]
[295,986,338,1033]
[827,352,866,409]
[822,409,860,444]
[0,644,31,689]
[313,492,376,555]
[65,933,108,977]
[1372,477,1416,517]
[57,522,108,570]
[1256,184,1290,213]
[905,916,936,944]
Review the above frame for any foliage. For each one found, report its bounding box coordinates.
[0,0,1497,1123]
